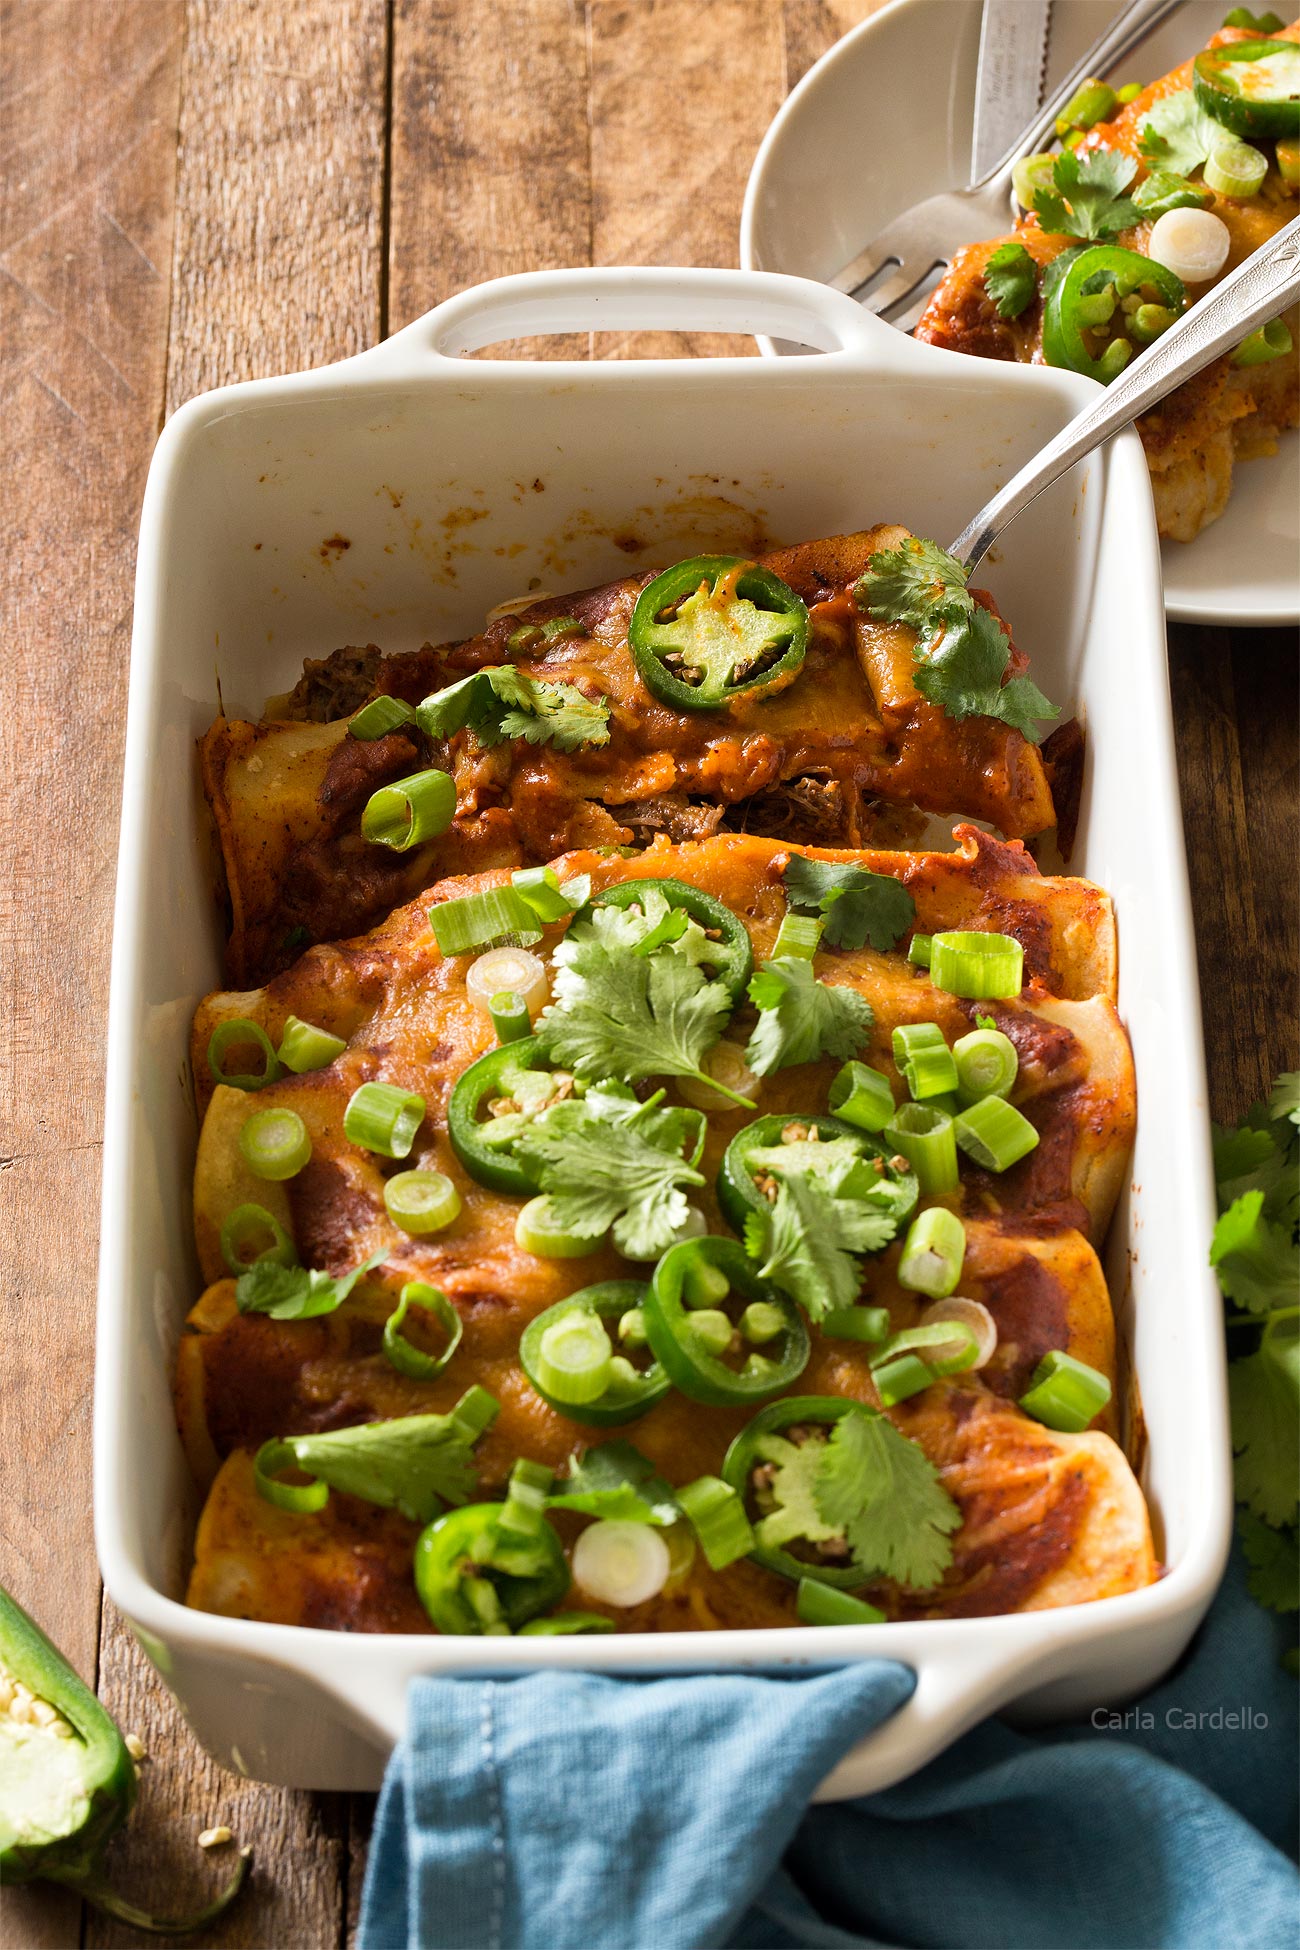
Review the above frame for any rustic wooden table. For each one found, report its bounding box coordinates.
[3,2,1296,1944]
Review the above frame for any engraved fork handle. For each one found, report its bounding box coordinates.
[950,215,1300,571]
[980,0,1187,186]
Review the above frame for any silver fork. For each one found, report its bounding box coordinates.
[949,215,1300,569]
[834,0,1187,329]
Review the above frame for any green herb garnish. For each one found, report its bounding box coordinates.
[516,1096,706,1260]
[1032,147,1140,240]
[983,240,1039,318]
[743,957,873,1077]
[1138,91,1225,176]
[744,1173,895,1319]
[235,1249,387,1320]
[781,856,916,953]
[548,1441,681,1524]
[417,665,610,752]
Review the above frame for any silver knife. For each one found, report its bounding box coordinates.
[970,0,1053,186]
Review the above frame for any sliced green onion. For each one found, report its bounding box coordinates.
[487,991,532,1043]
[907,933,933,968]
[533,1308,614,1403]
[344,1081,426,1159]
[954,1096,1040,1172]
[1204,139,1268,198]
[237,1107,311,1181]
[773,912,823,960]
[821,1305,891,1342]
[873,1352,935,1407]
[572,1519,671,1605]
[897,1206,966,1298]
[448,1384,501,1446]
[921,1296,997,1371]
[383,1282,463,1379]
[892,1022,958,1102]
[360,768,457,850]
[688,1309,735,1357]
[515,1195,596,1260]
[870,1320,978,1378]
[429,884,542,956]
[739,1301,787,1345]
[681,1257,731,1311]
[1115,81,1143,105]
[253,1438,329,1514]
[499,1458,555,1543]
[1056,78,1117,136]
[828,1060,895,1132]
[219,1202,297,1276]
[518,1612,617,1635]
[277,1014,347,1074]
[885,1103,959,1196]
[511,865,589,923]
[349,694,417,739]
[929,931,1023,1000]
[1278,137,1300,187]
[1231,318,1293,367]
[796,1578,885,1626]
[618,1307,648,1349]
[207,1018,282,1092]
[1018,1350,1112,1432]
[1012,153,1057,210]
[466,945,547,1021]
[677,1475,755,1570]
[953,1026,1018,1103]
[384,1168,461,1235]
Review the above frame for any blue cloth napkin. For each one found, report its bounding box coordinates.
[358,1543,1298,1950]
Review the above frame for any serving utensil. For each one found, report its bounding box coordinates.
[970,0,1052,185]
[951,214,1300,568]
[831,0,1186,325]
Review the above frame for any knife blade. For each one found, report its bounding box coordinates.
[970,0,1053,186]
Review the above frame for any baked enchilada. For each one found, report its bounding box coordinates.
[179,809,1153,1635]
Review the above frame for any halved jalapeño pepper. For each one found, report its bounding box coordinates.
[629,556,810,711]
[591,877,754,998]
[414,1503,571,1634]
[0,1584,248,1929]
[1041,245,1185,383]
[644,1236,809,1406]
[519,1281,671,1426]
[447,1035,571,1197]
[717,1112,918,1238]
[1193,38,1300,138]
[721,1396,875,1590]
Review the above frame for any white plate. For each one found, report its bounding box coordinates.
[741,0,1300,625]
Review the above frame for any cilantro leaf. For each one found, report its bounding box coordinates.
[855,537,1059,742]
[1133,170,1214,217]
[1229,1315,1300,1527]
[856,536,970,626]
[417,664,609,751]
[579,887,722,970]
[745,1172,894,1319]
[1032,147,1139,241]
[983,241,1038,319]
[1210,1191,1300,1314]
[279,1394,497,1524]
[516,1096,705,1259]
[236,1249,387,1321]
[1237,1510,1299,1615]
[781,856,916,953]
[814,1409,962,1589]
[1139,92,1223,176]
[743,958,873,1077]
[549,1441,681,1525]
[537,927,737,1100]
[913,604,1060,743]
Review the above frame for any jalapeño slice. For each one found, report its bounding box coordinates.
[519,1281,671,1427]
[1193,38,1300,139]
[1041,245,1185,384]
[447,1035,567,1197]
[717,1112,918,1237]
[722,1396,875,1590]
[414,1502,571,1634]
[644,1236,809,1407]
[591,877,754,998]
[628,556,809,712]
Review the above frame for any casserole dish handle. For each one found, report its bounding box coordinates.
[356,266,898,365]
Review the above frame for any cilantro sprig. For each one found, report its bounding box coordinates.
[781,856,916,953]
[1212,1073,1299,1620]
[516,1094,706,1260]
[1032,146,1140,241]
[855,536,1059,743]
[745,1172,894,1319]
[262,1388,499,1524]
[983,241,1038,319]
[236,1249,388,1320]
[1138,91,1224,178]
[548,1441,681,1524]
[417,664,610,752]
[743,957,873,1076]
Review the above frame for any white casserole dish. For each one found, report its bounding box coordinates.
[96,266,1232,1798]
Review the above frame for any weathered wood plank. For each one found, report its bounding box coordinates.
[587,0,786,359]
[389,0,591,355]
[88,3,388,1943]
[0,2,185,1941]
